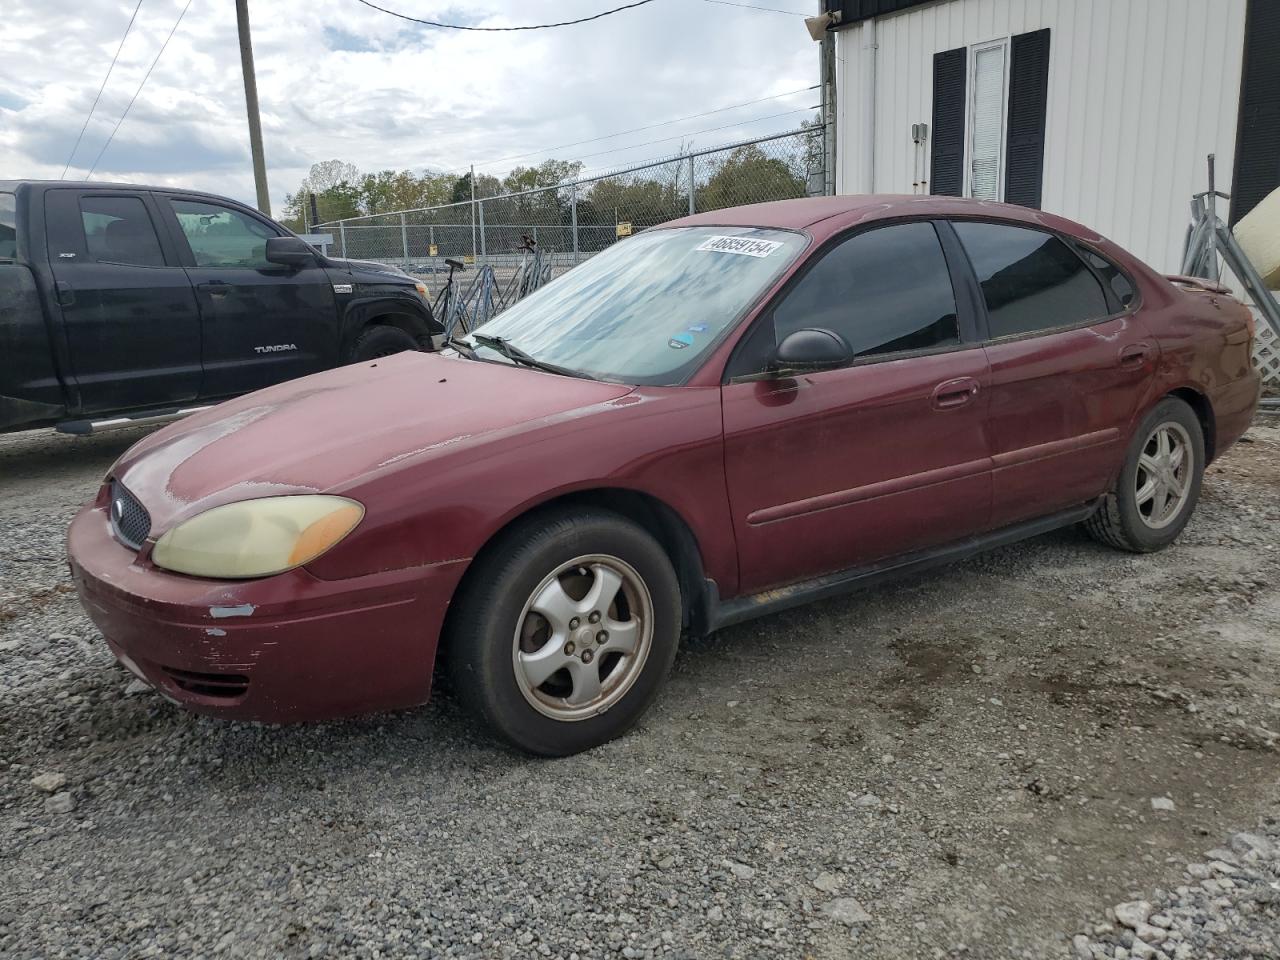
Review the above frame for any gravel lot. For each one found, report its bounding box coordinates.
[1,418,1279,960]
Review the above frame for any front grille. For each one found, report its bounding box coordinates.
[161,667,250,699]
[108,480,151,550]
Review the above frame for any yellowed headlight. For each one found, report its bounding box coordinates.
[151,496,364,579]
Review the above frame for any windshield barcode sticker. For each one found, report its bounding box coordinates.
[694,235,782,258]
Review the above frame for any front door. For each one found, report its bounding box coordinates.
[948,221,1157,527]
[160,196,339,398]
[721,220,992,595]
[45,190,201,414]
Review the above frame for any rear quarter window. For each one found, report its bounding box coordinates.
[1079,248,1137,308]
[0,193,16,259]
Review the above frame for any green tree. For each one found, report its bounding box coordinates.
[696,144,806,211]
[282,159,363,228]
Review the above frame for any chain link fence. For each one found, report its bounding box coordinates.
[315,125,826,287]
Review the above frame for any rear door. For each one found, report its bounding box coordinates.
[45,189,201,413]
[158,195,339,398]
[721,220,992,594]
[948,220,1155,527]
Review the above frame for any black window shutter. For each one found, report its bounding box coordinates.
[1004,28,1051,209]
[1231,0,1280,226]
[931,47,967,197]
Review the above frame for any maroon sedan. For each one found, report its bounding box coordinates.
[68,196,1261,755]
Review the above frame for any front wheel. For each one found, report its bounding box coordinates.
[445,508,682,756]
[346,324,419,362]
[1083,397,1205,552]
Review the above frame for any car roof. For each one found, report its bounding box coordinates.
[661,194,1104,243]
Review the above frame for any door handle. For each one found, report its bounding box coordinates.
[197,281,233,299]
[1118,342,1153,369]
[931,377,980,410]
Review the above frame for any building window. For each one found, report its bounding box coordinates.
[932,29,1050,209]
[966,40,1009,200]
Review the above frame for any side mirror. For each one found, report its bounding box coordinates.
[771,328,854,373]
[265,236,315,269]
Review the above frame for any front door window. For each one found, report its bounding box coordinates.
[169,199,277,269]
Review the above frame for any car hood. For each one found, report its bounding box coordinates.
[112,352,635,532]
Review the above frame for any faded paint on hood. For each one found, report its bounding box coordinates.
[112,351,634,532]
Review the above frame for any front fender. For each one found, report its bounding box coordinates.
[340,293,439,352]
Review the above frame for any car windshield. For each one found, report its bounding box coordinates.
[461,226,806,384]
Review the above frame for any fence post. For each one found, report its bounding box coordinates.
[400,213,409,262]
[469,165,478,258]
[429,224,435,255]
[339,221,347,258]
[687,154,696,215]
[478,199,487,258]
[571,183,579,264]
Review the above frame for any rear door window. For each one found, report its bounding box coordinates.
[953,221,1110,338]
[0,192,15,259]
[168,199,278,268]
[772,220,960,359]
[79,196,166,267]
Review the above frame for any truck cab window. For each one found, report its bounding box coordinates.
[79,196,166,267]
[0,193,15,259]
[170,199,277,269]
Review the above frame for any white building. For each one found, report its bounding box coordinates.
[827,0,1279,273]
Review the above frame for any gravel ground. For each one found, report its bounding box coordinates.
[1,418,1279,960]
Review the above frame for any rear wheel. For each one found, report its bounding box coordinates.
[446,508,682,756]
[347,324,418,362]
[1083,397,1205,552]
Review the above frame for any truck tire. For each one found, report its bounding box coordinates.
[347,324,419,363]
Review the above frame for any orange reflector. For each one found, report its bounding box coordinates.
[287,504,364,566]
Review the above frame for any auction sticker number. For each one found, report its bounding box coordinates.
[694,235,782,258]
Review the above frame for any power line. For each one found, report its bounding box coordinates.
[84,0,195,180]
[702,0,807,14]
[61,0,145,179]
[570,104,817,166]
[471,85,819,171]
[350,0,658,31]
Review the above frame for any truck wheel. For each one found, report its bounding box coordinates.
[347,324,419,362]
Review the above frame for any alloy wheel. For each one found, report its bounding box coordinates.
[511,554,654,721]
[1135,421,1193,529]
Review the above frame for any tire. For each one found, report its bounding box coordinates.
[346,324,419,362]
[445,508,682,756]
[1083,397,1205,553]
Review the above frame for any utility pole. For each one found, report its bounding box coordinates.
[819,5,837,196]
[236,0,271,215]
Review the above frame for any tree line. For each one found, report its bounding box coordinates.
[281,129,822,240]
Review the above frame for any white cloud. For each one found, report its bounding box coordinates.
[0,0,817,213]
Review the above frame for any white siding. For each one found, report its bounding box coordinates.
[834,0,1248,273]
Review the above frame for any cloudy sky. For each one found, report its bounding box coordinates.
[0,0,818,213]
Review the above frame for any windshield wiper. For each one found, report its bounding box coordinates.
[443,334,479,360]
[471,333,591,379]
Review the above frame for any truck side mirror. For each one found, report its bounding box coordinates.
[265,236,315,269]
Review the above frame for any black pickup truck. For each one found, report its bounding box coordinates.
[0,180,439,435]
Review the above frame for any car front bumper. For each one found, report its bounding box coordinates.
[68,500,468,722]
